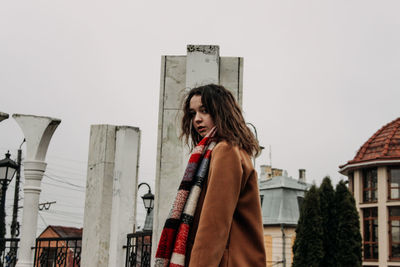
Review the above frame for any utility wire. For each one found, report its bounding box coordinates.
[47,155,87,164]
[43,174,85,189]
[38,212,48,227]
[42,181,85,193]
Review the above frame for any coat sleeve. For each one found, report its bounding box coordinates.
[188,142,243,267]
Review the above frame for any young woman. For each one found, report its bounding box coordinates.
[155,84,266,267]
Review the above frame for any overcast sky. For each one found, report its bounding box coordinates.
[1,0,399,232]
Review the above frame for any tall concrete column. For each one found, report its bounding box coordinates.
[0,112,9,122]
[377,166,388,265]
[13,114,61,267]
[81,125,140,267]
[152,45,243,259]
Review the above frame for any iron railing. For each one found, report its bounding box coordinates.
[33,236,81,267]
[124,232,152,267]
[0,238,19,267]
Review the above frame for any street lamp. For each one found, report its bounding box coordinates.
[246,122,265,166]
[0,152,18,184]
[138,183,154,232]
[0,152,18,252]
[138,183,154,214]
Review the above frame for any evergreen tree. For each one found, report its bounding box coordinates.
[335,180,362,267]
[293,185,324,267]
[319,176,337,267]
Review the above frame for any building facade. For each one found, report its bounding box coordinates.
[259,167,309,267]
[340,118,400,266]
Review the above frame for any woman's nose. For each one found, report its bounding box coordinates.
[194,113,202,123]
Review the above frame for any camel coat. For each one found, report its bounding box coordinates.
[186,141,266,267]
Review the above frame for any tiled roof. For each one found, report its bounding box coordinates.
[50,225,82,238]
[340,118,400,171]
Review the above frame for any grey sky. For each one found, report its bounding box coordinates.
[1,0,399,231]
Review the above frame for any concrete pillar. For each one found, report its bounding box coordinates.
[13,114,61,267]
[377,166,388,265]
[152,45,243,259]
[0,112,9,123]
[186,45,219,89]
[354,170,361,221]
[81,125,140,267]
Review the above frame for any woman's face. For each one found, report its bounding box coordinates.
[189,95,215,137]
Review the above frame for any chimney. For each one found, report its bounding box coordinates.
[299,169,306,182]
[271,168,283,177]
[260,165,272,180]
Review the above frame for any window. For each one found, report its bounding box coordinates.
[389,207,400,259]
[260,195,264,206]
[363,168,378,202]
[388,167,400,200]
[297,196,304,212]
[363,208,378,260]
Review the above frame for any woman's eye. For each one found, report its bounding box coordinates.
[189,111,196,117]
[201,108,208,114]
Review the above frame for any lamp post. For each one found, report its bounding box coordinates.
[0,152,18,254]
[11,140,24,240]
[138,183,154,232]
[246,122,265,166]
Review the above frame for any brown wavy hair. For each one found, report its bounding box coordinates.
[180,84,260,156]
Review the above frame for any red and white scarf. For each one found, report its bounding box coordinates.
[155,127,217,267]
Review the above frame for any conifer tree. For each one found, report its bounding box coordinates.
[293,185,324,267]
[335,180,362,267]
[319,176,337,267]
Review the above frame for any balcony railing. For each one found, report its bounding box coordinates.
[124,232,152,267]
[33,237,81,267]
[0,238,19,267]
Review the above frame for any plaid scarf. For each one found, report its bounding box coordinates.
[155,127,217,267]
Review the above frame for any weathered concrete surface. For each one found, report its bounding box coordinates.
[186,45,219,89]
[13,114,61,267]
[108,126,141,267]
[152,45,243,261]
[81,125,140,267]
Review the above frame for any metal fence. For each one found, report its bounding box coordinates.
[0,238,19,267]
[33,237,81,267]
[124,232,152,267]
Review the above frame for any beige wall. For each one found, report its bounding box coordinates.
[353,166,400,266]
[263,226,296,267]
[264,235,272,267]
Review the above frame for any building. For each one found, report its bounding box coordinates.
[259,167,309,267]
[35,225,82,267]
[339,117,400,266]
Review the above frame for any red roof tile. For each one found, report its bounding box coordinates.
[340,118,400,170]
[48,225,82,238]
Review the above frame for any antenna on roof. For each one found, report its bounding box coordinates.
[269,145,272,167]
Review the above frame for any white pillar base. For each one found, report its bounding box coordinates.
[15,260,33,267]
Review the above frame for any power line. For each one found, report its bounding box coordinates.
[42,181,85,193]
[43,174,85,189]
[47,155,87,165]
[46,168,86,180]
[38,212,48,227]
